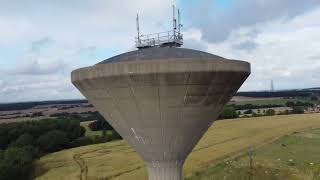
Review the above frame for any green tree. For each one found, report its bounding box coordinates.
[243,109,253,114]
[37,130,68,152]
[69,137,93,147]
[265,109,276,116]
[110,130,122,140]
[292,106,304,114]
[311,95,319,101]
[0,146,37,180]
[252,112,259,117]
[286,101,295,107]
[12,133,34,147]
[218,107,238,119]
[0,126,9,149]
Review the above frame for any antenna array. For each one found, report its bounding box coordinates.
[135,5,183,49]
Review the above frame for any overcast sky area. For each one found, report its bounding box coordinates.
[1,0,320,103]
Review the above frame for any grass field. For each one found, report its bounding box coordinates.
[80,121,102,137]
[229,96,310,106]
[34,113,320,180]
[186,128,320,180]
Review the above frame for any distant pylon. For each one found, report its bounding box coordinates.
[270,80,274,92]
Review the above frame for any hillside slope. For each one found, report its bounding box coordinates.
[34,113,320,180]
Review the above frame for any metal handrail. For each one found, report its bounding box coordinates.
[135,30,183,48]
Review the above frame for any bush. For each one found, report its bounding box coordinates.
[92,135,110,144]
[243,109,253,114]
[286,101,295,107]
[265,109,276,116]
[218,107,238,119]
[252,112,259,117]
[311,95,318,101]
[279,109,290,115]
[69,137,93,147]
[292,106,304,114]
[110,130,122,140]
[89,119,113,131]
[37,130,68,152]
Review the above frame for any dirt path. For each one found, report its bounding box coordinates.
[73,149,102,180]
[73,153,88,180]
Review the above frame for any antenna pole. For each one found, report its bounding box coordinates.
[173,5,177,41]
[136,13,140,43]
[178,9,181,36]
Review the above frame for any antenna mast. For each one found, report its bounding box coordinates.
[136,13,140,44]
[135,5,183,49]
[178,8,181,36]
[173,5,177,38]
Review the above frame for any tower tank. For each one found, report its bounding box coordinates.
[71,47,250,180]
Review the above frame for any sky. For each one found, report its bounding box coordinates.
[1,0,320,103]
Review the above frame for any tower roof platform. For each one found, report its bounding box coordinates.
[98,48,225,64]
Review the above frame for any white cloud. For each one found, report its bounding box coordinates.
[0,0,177,102]
[202,7,320,91]
[187,0,320,43]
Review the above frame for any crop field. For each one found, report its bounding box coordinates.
[34,113,320,180]
[231,96,282,102]
[229,96,309,106]
[186,128,320,180]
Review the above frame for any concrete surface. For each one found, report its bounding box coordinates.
[72,47,250,180]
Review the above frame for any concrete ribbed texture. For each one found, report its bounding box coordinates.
[71,48,250,180]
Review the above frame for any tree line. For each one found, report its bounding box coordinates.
[0,115,122,180]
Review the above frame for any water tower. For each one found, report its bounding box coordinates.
[72,6,250,180]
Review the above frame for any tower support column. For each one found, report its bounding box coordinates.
[146,161,184,180]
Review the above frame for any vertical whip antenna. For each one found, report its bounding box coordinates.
[173,5,176,39]
[136,13,140,43]
[177,8,181,36]
[173,5,177,30]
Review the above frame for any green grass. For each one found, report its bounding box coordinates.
[34,113,320,180]
[186,163,295,180]
[187,128,320,180]
[80,121,102,137]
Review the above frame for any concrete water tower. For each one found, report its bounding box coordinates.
[72,6,250,180]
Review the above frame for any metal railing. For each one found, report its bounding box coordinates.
[135,30,183,48]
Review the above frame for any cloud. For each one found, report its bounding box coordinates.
[13,59,67,75]
[0,0,178,102]
[187,0,320,44]
[232,41,257,51]
[203,7,320,91]
[0,74,81,103]
[30,37,53,52]
[183,28,208,51]
[309,55,320,61]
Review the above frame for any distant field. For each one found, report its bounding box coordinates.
[229,96,308,106]
[231,96,282,102]
[34,113,320,180]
